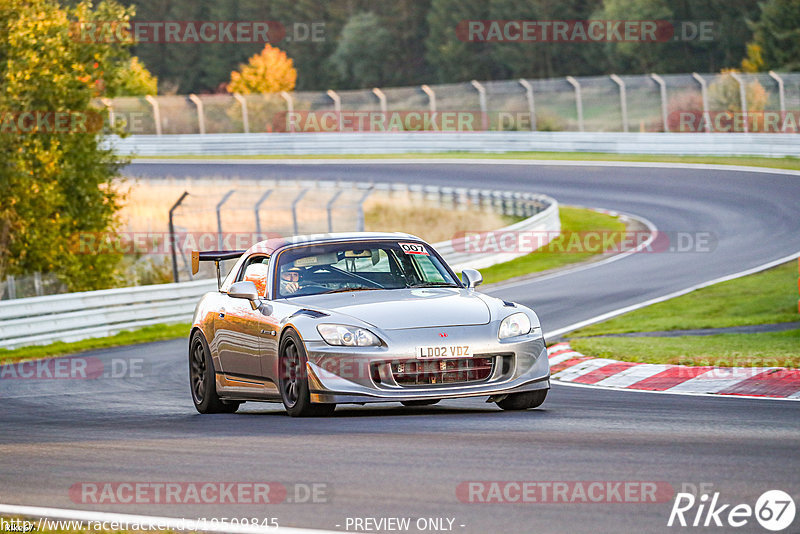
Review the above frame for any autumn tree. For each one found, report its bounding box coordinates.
[0,0,156,291]
[227,44,297,94]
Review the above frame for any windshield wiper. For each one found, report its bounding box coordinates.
[406,282,460,288]
[320,287,384,294]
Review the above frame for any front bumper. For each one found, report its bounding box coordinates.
[304,327,550,404]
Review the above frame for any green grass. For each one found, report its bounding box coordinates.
[480,206,627,285]
[571,329,800,368]
[135,152,800,171]
[0,323,190,364]
[567,260,800,367]
[572,261,799,336]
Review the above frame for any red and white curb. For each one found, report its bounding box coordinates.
[547,343,800,399]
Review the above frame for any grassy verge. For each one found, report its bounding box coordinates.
[0,323,190,365]
[571,330,800,368]
[571,261,799,335]
[135,152,800,172]
[480,206,627,285]
[568,260,800,367]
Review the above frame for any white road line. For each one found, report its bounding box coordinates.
[593,364,671,388]
[544,250,800,339]
[0,504,340,534]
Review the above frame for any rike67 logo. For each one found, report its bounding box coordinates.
[668,489,795,531]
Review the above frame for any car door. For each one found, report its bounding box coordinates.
[215,256,278,379]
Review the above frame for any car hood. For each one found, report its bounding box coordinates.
[288,288,491,330]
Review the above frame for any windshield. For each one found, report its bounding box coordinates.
[275,240,459,298]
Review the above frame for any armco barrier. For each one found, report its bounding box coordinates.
[105,132,800,157]
[0,196,559,349]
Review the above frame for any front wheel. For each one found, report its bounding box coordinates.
[278,330,335,417]
[496,389,548,411]
[189,332,241,414]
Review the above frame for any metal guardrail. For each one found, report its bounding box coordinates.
[106,131,800,157]
[0,196,559,349]
[0,279,215,349]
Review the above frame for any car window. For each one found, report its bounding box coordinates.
[275,241,459,298]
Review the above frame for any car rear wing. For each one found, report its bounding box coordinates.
[191,250,246,288]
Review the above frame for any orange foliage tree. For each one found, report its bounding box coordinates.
[227,44,297,94]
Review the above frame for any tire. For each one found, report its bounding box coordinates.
[278,330,336,417]
[496,389,548,411]
[401,400,441,407]
[189,331,240,414]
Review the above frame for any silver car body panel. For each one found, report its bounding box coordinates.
[191,232,550,405]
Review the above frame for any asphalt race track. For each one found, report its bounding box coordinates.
[1,161,799,534]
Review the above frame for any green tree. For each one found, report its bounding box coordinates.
[744,0,800,71]
[328,12,394,88]
[592,0,673,73]
[425,0,494,83]
[0,0,150,290]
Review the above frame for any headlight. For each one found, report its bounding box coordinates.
[498,312,531,339]
[317,324,381,346]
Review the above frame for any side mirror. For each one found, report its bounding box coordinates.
[461,268,483,289]
[228,281,261,309]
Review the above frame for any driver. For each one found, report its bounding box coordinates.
[280,266,302,295]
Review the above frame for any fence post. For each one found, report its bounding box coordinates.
[650,73,669,132]
[188,94,206,135]
[692,73,712,133]
[233,93,249,134]
[254,189,272,236]
[518,79,536,131]
[768,71,786,132]
[145,95,162,136]
[356,185,374,232]
[326,190,344,232]
[729,72,749,133]
[216,189,235,249]
[565,76,584,132]
[421,84,436,113]
[33,272,43,297]
[168,191,189,283]
[326,89,342,132]
[470,80,489,130]
[610,74,628,133]
[280,91,294,132]
[372,87,387,115]
[292,189,309,235]
[6,275,15,300]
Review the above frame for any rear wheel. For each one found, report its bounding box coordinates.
[401,400,441,407]
[189,332,240,414]
[496,390,548,411]
[279,330,336,417]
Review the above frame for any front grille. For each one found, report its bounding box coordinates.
[390,357,495,386]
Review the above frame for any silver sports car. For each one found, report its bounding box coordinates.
[189,232,550,416]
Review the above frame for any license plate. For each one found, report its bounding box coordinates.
[416,345,472,359]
